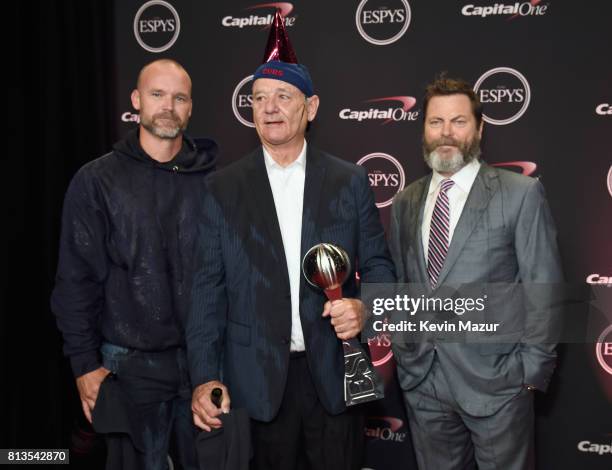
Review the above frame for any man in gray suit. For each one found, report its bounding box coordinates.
[389,75,563,469]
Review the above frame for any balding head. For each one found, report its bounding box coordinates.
[136,59,192,94]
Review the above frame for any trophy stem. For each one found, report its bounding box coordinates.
[324,286,343,301]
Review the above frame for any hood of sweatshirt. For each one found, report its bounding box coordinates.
[113,128,218,173]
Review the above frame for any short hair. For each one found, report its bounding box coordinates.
[136,58,190,90]
[423,73,483,127]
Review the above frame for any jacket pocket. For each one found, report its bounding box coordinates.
[477,329,522,355]
[478,342,518,355]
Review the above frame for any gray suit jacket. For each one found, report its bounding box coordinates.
[389,162,563,416]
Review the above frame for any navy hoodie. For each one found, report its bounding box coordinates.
[51,129,218,377]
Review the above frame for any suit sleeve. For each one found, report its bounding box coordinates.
[50,169,108,378]
[355,168,396,285]
[186,188,228,388]
[514,179,563,391]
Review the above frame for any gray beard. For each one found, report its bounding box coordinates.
[423,137,481,174]
[146,124,181,139]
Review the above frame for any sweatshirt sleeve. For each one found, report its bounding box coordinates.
[51,167,109,378]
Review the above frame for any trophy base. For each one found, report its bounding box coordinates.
[343,340,384,406]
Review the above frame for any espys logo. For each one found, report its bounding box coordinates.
[339,96,419,125]
[121,112,140,123]
[492,161,537,176]
[356,0,412,46]
[595,324,612,376]
[365,416,407,442]
[133,0,180,53]
[232,75,255,128]
[587,274,611,287]
[577,439,612,456]
[222,2,296,29]
[608,165,612,197]
[368,331,393,366]
[474,67,531,125]
[461,1,549,19]
[596,103,612,116]
[356,153,406,208]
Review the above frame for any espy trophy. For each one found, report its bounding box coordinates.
[302,243,384,406]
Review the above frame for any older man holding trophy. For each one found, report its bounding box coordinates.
[186,10,395,470]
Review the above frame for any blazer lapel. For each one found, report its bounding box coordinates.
[299,147,327,298]
[248,148,290,290]
[435,163,498,286]
[412,176,431,285]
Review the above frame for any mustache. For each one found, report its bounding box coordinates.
[432,137,459,147]
[153,111,179,122]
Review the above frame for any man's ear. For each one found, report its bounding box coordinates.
[131,89,141,111]
[306,95,320,122]
[478,120,484,139]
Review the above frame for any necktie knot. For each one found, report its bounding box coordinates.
[440,178,455,193]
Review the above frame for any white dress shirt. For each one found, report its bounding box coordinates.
[263,140,307,352]
[422,159,481,257]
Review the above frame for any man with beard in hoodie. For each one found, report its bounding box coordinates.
[51,59,217,470]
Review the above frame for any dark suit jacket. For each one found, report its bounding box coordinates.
[389,163,563,416]
[187,145,395,421]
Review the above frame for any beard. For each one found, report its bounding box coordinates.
[141,111,188,139]
[423,135,481,175]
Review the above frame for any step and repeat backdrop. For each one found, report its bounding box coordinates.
[111,1,610,468]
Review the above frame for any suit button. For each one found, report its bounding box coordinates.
[281,337,290,345]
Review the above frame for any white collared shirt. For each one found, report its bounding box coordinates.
[263,140,307,351]
[422,159,481,257]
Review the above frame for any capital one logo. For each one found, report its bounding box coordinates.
[595,324,612,376]
[587,274,612,287]
[474,67,531,125]
[355,0,412,46]
[339,96,419,125]
[222,2,297,29]
[596,103,612,116]
[357,153,405,208]
[133,0,180,53]
[232,75,255,128]
[492,161,537,176]
[365,416,407,442]
[121,112,140,124]
[577,440,612,456]
[461,1,549,19]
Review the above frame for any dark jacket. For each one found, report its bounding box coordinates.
[51,129,217,377]
[187,146,395,421]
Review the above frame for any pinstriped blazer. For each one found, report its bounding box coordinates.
[187,145,395,421]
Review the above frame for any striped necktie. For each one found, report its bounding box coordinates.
[427,178,455,287]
